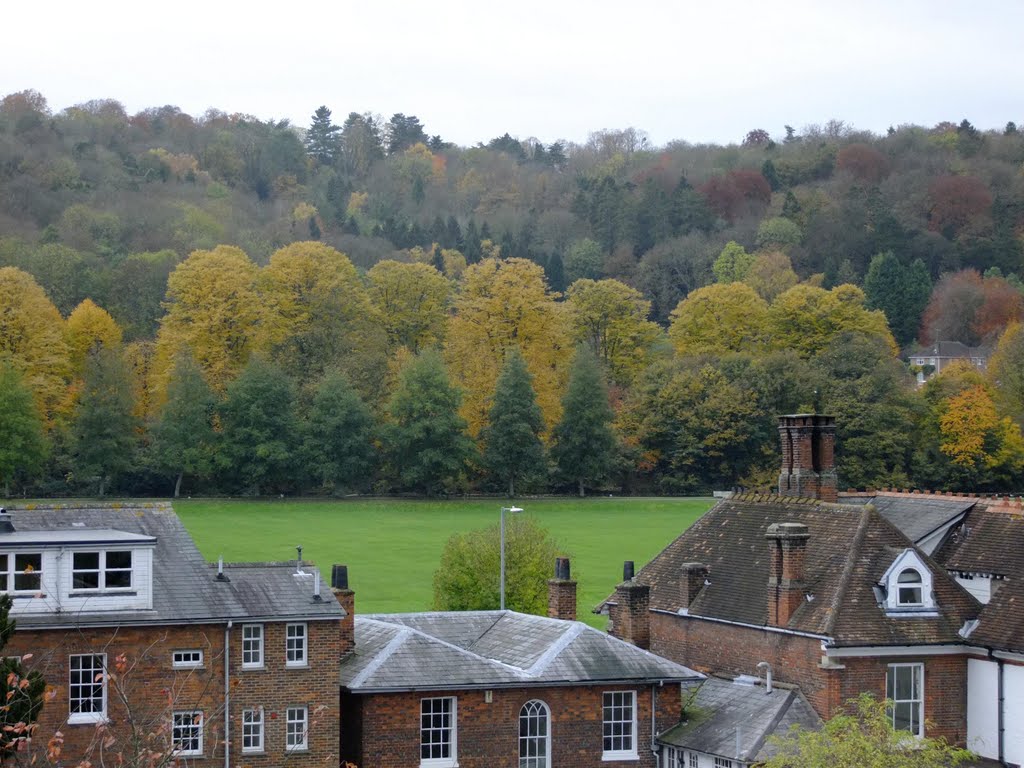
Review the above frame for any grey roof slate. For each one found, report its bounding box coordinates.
[658,677,820,762]
[4,502,343,628]
[0,529,157,546]
[838,494,976,544]
[341,611,702,692]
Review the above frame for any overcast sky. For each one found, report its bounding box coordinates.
[4,0,1022,147]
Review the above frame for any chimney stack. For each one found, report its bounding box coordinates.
[679,563,709,611]
[765,523,809,627]
[331,564,355,653]
[777,414,837,502]
[0,509,13,533]
[547,557,577,621]
[609,561,650,650]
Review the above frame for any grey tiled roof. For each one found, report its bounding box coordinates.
[838,494,976,544]
[4,502,343,628]
[340,611,701,692]
[658,677,820,762]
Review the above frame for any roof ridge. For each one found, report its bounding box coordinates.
[348,625,412,688]
[823,506,872,636]
[746,689,795,761]
[525,621,584,676]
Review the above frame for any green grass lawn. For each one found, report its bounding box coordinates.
[174,497,713,628]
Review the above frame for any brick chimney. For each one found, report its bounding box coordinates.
[679,562,709,612]
[765,523,809,627]
[609,561,650,650]
[547,557,577,621]
[331,564,355,654]
[778,414,837,502]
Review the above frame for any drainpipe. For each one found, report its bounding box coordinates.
[650,683,661,766]
[224,620,233,768]
[998,656,1004,765]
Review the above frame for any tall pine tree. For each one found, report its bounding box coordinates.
[305,106,341,164]
[303,371,376,493]
[551,346,617,496]
[481,349,547,497]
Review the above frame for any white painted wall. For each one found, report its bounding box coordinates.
[955,575,992,604]
[967,658,998,759]
[1006,663,1024,765]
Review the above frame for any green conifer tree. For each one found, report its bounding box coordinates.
[303,371,376,493]
[72,348,137,496]
[0,361,47,497]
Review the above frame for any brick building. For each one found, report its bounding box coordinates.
[338,559,702,768]
[600,414,1024,765]
[2,502,347,767]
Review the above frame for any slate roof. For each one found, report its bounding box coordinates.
[598,494,981,647]
[658,677,820,763]
[838,494,975,544]
[4,502,343,628]
[340,611,702,693]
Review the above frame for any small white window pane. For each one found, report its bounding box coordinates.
[173,711,203,755]
[242,708,263,752]
[286,706,308,750]
[242,625,263,668]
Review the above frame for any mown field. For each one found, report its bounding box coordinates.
[174,497,713,628]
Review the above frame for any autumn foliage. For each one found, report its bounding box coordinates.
[835,143,891,184]
[928,175,993,236]
[699,170,771,222]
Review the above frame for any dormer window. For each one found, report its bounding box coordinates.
[880,549,936,614]
[896,569,923,606]
[72,551,133,592]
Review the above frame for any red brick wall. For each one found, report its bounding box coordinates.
[649,612,969,745]
[10,620,340,767]
[344,683,682,768]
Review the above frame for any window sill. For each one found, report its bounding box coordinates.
[241,665,265,671]
[10,593,46,599]
[70,590,137,597]
[286,747,310,754]
[285,662,309,669]
[172,664,205,671]
[241,749,265,755]
[420,759,458,768]
[68,712,107,726]
[602,751,639,762]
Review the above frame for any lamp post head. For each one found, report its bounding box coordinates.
[502,506,524,514]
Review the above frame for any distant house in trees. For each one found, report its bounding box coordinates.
[600,414,1024,766]
[338,560,702,768]
[907,340,990,385]
[2,502,346,766]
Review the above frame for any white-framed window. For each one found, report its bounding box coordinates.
[663,746,680,767]
[887,663,924,737]
[242,624,263,668]
[0,553,43,593]
[602,690,637,760]
[286,706,308,751]
[713,758,732,768]
[286,623,307,667]
[420,696,457,767]
[172,711,203,755]
[172,650,203,669]
[68,654,106,724]
[71,550,132,591]
[242,708,263,753]
[689,752,699,768]
[896,569,923,606]
[519,699,550,768]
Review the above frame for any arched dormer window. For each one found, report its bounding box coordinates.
[519,699,550,768]
[896,569,923,606]
[880,549,936,614]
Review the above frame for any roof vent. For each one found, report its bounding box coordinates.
[215,555,230,582]
[0,509,13,533]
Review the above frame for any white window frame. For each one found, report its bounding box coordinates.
[713,758,732,768]
[420,696,457,768]
[242,707,264,753]
[896,568,924,607]
[689,752,699,768]
[242,624,263,669]
[1,552,43,594]
[602,690,638,761]
[887,663,924,738]
[71,550,133,592]
[285,623,307,667]
[172,650,203,669]
[881,549,935,613]
[286,706,308,752]
[519,699,551,768]
[68,653,107,724]
[172,711,204,756]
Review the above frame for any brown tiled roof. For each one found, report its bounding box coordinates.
[934,501,1024,578]
[970,578,1024,653]
[603,494,980,647]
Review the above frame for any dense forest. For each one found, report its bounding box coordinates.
[1,89,1023,498]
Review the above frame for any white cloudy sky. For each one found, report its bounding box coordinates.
[3,0,1022,147]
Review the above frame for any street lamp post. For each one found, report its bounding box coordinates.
[500,506,523,610]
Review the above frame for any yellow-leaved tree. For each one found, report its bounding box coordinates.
[151,245,262,404]
[565,278,662,387]
[668,282,769,357]
[366,260,451,354]
[766,283,897,358]
[0,267,71,426]
[446,258,571,437]
[66,299,123,376]
[256,241,387,399]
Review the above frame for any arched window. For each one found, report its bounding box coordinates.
[519,699,550,768]
[896,569,923,606]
